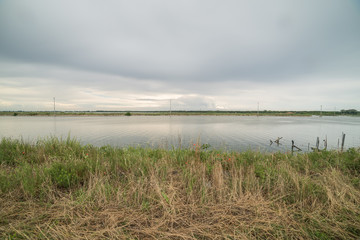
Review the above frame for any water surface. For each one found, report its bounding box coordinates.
[1,115,359,152]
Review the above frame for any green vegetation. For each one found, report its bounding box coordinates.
[0,137,360,239]
[1,109,359,117]
[340,109,358,115]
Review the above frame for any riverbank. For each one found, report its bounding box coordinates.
[1,110,357,117]
[1,137,359,239]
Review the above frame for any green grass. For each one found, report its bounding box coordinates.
[0,137,359,239]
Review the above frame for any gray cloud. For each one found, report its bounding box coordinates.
[1,0,360,82]
[0,0,359,111]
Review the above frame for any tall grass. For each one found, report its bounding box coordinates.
[0,137,359,239]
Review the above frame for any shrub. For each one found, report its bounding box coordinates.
[47,161,89,188]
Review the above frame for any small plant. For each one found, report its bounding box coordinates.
[201,143,211,150]
[48,163,76,188]
[47,161,88,188]
[125,112,131,116]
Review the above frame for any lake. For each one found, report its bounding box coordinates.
[0,115,359,152]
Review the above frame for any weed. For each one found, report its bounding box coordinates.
[47,160,89,188]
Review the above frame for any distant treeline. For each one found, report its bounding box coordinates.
[340,109,358,115]
[0,109,358,116]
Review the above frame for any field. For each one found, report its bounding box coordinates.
[1,137,360,239]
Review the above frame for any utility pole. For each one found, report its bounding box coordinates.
[169,99,172,116]
[257,102,259,117]
[53,97,56,116]
[320,105,322,117]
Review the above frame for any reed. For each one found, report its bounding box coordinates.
[0,137,359,239]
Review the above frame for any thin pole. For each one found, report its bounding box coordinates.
[53,97,56,116]
[170,99,172,116]
[320,105,322,117]
[257,102,259,117]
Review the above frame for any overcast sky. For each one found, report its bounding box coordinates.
[0,0,359,111]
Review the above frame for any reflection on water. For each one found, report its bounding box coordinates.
[0,115,359,152]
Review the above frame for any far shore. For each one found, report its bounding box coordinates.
[1,110,357,117]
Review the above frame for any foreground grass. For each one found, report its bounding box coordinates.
[0,138,359,239]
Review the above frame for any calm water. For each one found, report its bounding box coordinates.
[1,115,359,152]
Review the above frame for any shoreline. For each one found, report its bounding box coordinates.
[1,110,356,117]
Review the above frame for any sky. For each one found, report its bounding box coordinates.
[0,0,359,111]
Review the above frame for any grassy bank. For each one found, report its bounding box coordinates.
[1,138,360,239]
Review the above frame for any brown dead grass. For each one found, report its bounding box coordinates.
[1,193,303,239]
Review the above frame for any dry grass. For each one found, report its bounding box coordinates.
[0,138,360,239]
[1,195,301,239]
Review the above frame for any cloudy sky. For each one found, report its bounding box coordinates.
[0,0,359,111]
